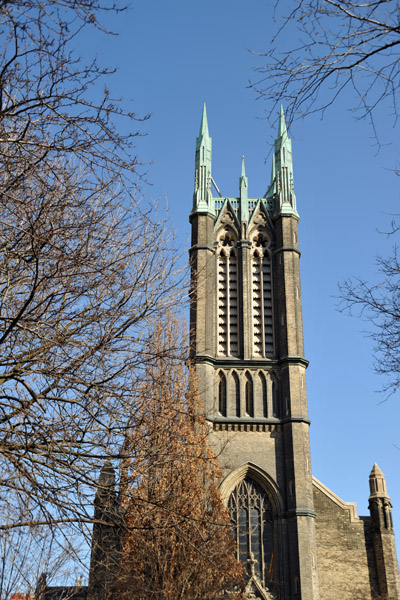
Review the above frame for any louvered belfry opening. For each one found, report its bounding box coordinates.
[229,252,239,356]
[252,252,263,355]
[217,230,238,358]
[251,232,273,358]
[217,250,228,356]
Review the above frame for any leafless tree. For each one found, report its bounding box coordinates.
[339,222,400,397]
[254,1,400,139]
[118,315,244,600]
[0,0,184,545]
[0,508,78,600]
[254,1,400,397]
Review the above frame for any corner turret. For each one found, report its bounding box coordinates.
[193,103,214,216]
[368,463,400,599]
[269,106,298,218]
[369,463,390,504]
[88,462,122,600]
[369,463,393,531]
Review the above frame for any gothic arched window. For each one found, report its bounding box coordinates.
[233,371,240,417]
[217,231,238,358]
[217,249,228,356]
[218,372,227,416]
[260,372,267,418]
[229,251,239,356]
[251,232,273,358]
[228,477,275,589]
[272,382,278,418]
[251,252,263,356]
[245,372,254,417]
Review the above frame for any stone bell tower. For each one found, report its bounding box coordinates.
[189,105,320,600]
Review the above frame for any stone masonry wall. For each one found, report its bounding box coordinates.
[313,479,378,600]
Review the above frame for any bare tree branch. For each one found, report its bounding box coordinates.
[118,315,244,600]
[0,0,186,548]
[253,1,400,140]
[338,236,400,396]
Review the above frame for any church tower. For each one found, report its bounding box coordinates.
[189,105,320,600]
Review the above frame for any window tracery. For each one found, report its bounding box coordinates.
[228,477,275,590]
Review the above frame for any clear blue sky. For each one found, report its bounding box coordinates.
[86,0,400,550]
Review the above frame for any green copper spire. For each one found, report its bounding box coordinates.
[278,104,288,138]
[199,102,209,138]
[239,155,249,223]
[193,103,214,215]
[271,106,298,217]
[241,155,246,178]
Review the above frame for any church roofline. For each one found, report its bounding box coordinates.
[312,476,360,523]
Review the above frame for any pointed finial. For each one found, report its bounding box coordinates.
[193,103,213,215]
[369,462,389,499]
[239,154,248,222]
[272,104,297,217]
[370,462,384,477]
[278,105,288,138]
[199,102,209,138]
[239,155,248,189]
